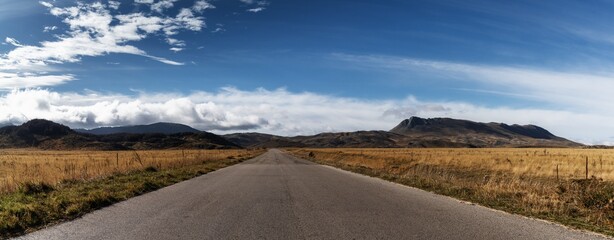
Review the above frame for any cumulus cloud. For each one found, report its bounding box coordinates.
[152,0,179,13]
[0,88,612,144]
[0,0,210,88]
[134,0,177,13]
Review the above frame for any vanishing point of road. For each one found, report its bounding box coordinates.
[19,149,609,240]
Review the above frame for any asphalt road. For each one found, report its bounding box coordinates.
[19,149,609,240]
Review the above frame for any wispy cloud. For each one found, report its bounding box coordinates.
[247,7,265,13]
[211,23,225,33]
[240,0,269,5]
[332,53,614,113]
[193,0,215,12]
[240,0,268,12]
[0,73,74,89]
[0,0,212,88]
[0,87,611,144]
[4,37,23,47]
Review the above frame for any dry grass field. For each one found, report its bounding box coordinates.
[0,149,259,194]
[0,149,264,237]
[287,148,614,236]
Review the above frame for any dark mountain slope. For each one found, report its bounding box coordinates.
[291,131,401,148]
[0,120,239,150]
[76,122,200,135]
[225,131,403,148]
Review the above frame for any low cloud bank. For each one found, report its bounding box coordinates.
[0,88,612,145]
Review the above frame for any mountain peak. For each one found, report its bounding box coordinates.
[406,116,427,128]
[391,116,431,132]
[20,119,74,137]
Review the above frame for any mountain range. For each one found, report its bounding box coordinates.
[0,119,238,150]
[0,117,581,150]
[223,117,580,148]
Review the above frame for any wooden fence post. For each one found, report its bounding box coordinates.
[586,156,589,180]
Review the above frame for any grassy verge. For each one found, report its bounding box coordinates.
[0,151,263,238]
[287,148,614,237]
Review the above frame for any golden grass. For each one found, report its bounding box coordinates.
[0,149,264,237]
[0,149,260,194]
[291,148,614,180]
[287,148,614,236]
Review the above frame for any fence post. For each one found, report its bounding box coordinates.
[586,156,589,180]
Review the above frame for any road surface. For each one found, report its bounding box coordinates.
[19,149,609,240]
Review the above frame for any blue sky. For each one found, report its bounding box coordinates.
[1,0,614,144]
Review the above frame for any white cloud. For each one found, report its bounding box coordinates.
[4,37,23,47]
[0,0,209,88]
[144,55,184,65]
[247,7,265,13]
[39,1,53,8]
[108,1,121,10]
[135,0,155,3]
[193,0,215,12]
[241,0,269,12]
[0,88,612,144]
[0,73,74,89]
[239,0,268,5]
[173,8,204,31]
[134,0,182,13]
[43,26,58,32]
[166,38,186,46]
[151,0,178,13]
